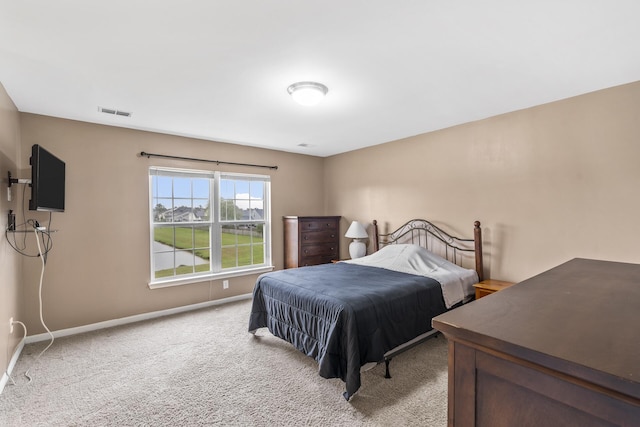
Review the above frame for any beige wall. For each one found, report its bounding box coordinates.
[17,114,325,334]
[0,83,23,377]
[326,81,640,282]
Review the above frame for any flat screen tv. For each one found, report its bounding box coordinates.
[29,144,65,212]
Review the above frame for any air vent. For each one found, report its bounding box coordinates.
[98,106,132,117]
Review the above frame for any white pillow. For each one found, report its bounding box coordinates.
[344,244,478,308]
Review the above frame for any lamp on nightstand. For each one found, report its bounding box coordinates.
[345,221,368,259]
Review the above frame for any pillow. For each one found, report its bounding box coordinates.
[344,244,478,308]
[345,244,455,274]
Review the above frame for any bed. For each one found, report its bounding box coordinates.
[248,219,484,400]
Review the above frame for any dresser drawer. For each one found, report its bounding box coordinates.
[301,229,338,243]
[301,243,338,258]
[299,255,337,267]
[300,219,338,231]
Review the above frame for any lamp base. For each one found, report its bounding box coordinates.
[349,240,366,259]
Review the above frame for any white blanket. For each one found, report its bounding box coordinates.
[344,244,478,308]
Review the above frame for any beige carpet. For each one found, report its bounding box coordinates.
[0,299,448,426]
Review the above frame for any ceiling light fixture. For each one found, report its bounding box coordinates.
[287,81,328,106]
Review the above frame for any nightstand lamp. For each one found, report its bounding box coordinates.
[345,221,368,259]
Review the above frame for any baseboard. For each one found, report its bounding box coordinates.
[25,293,253,344]
[0,337,26,395]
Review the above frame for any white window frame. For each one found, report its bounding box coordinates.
[148,167,273,289]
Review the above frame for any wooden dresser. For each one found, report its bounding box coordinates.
[433,258,640,426]
[283,216,340,269]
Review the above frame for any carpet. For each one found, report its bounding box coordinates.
[0,299,448,426]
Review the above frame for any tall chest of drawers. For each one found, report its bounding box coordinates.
[283,216,341,268]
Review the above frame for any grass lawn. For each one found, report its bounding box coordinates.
[154,226,264,278]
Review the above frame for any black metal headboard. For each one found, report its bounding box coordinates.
[372,219,484,281]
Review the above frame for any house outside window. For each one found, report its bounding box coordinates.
[149,167,272,288]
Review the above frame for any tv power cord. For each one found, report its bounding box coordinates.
[5,218,54,259]
[22,227,55,382]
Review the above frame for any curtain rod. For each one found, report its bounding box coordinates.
[139,151,278,170]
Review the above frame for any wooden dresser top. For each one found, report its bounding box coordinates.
[433,258,640,399]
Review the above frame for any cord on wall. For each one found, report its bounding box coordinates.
[2,192,57,386]
[5,216,54,258]
[23,228,55,382]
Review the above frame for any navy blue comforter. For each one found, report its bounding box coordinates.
[248,262,447,398]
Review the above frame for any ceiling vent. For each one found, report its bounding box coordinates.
[98,106,132,117]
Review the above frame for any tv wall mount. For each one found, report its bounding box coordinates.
[7,171,32,187]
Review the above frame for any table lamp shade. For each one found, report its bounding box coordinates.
[345,221,368,239]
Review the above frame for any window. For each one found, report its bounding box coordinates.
[149,167,271,287]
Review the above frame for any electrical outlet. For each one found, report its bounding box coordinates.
[9,317,13,334]
[223,280,229,289]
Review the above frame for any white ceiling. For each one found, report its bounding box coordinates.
[2,1,640,157]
